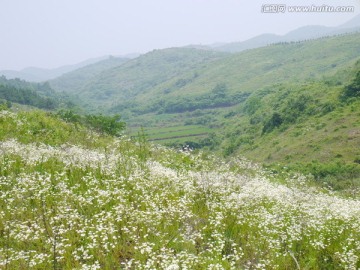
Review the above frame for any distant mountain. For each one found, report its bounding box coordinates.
[0,76,66,110]
[49,33,360,122]
[282,25,335,41]
[47,33,360,173]
[49,48,228,112]
[0,54,138,82]
[212,14,360,52]
[49,56,130,96]
[210,33,281,53]
[0,56,111,82]
[339,13,360,28]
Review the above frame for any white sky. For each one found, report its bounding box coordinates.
[0,0,359,70]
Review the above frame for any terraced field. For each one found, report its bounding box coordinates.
[128,125,212,144]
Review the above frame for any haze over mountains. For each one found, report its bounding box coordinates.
[1,13,359,165]
[2,3,360,268]
[0,11,359,194]
[2,14,359,82]
[210,13,360,52]
[0,56,108,82]
[0,54,139,82]
[48,32,360,115]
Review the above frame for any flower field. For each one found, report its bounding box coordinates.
[0,110,360,269]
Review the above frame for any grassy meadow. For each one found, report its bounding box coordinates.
[0,32,359,270]
[0,109,360,269]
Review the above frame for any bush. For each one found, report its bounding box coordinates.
[342,71,360,99]
[293,161,360,190]
[262,113,283,134]
[84,114,125,136]
[57,110,126,136]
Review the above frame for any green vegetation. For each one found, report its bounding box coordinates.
[57,110,126,137]
[49,56,129,108]
[1,32,360,269]
[47,34,360,164]
[216,62,360,190]
[0,109,360,269]
[128,125,212,149]
[49,48,228,112]
[343,69,360,99]
[0,110,110,147]
[0,76,75,110]
[0,77,56,110]
[49,33,360,117]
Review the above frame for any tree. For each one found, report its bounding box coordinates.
[212,83,227,98]
[262,112,283,134]
[84,114,125,136]
[343,71,360,98]
[57,110,126,136]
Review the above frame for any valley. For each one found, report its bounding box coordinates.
[0,15,360,268]
[43,32,360,190]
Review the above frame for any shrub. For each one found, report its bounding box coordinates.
[262,113,283,134]
[57,110,126,136]
[342,71,360,99]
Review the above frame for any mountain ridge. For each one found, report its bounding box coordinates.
[49,32,360,117]
[2,14,359,82]
[0,54,138,82]
[212,14,360,52]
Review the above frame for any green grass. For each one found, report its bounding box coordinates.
[49,32,360,117]
[121,64,360,191]
[47,32,360,164]
[130,125,211,141]
[1,109,360,269]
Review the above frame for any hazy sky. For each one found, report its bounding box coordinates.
[0,0,359,70]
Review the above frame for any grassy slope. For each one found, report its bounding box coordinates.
[137,33,360,105]
[0,76,72,110]
[50,48,228,111]
[1,109,360,269]
[132,34,360,158]
[117,33,360,111]
[243,99,360,164]
[221,61,360,160]
[48,32,360,117]
[49,57,129,93]
[213,61,360,190]
[46,33,360,186]
[49,57,130,110]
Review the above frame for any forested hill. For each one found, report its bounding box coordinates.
[49,33,360,116]
[49,48,228,112]
[43,32,360,191]
[0,76,72,110]
[49,56,130,98]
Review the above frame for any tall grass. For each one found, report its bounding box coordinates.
[0,110,359,269]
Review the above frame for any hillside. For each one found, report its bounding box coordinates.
[49,56,130,97]
[0,56,112,82]
[134,33,360,115]
[213,60,360,189]
[0,109,359,269]
[49,48,228,112]
[0,76,72,110]
[49,33,360,118]
[46,33,360,186]
[212,14,360,53]
[125,59,360,190]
